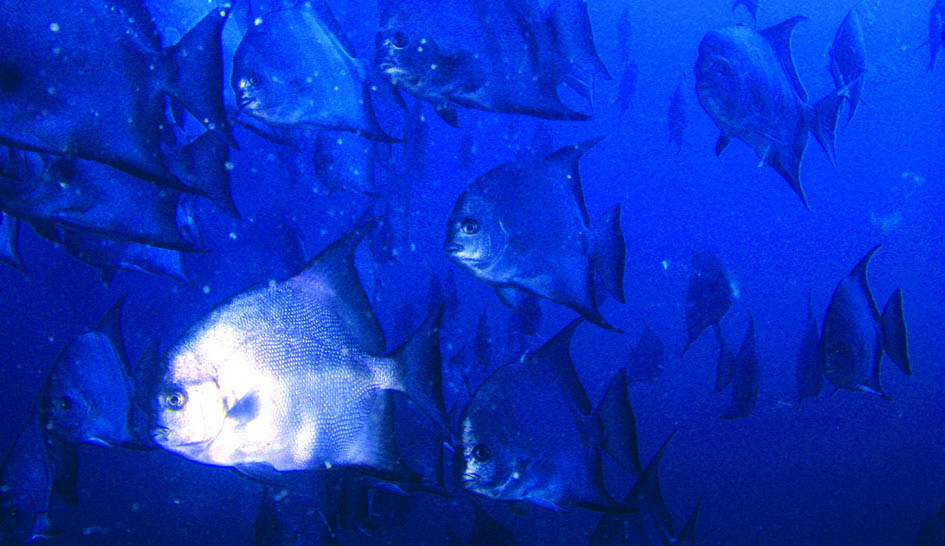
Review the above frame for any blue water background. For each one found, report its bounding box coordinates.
[0,0,942,544]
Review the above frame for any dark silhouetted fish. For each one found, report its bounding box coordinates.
[614,61,639,120]
[926,1,945,71]
[731,0,759,24]
[0,154,197,251]
[459,320,640,511]
[721,315,760,419]
[474,307,493,373]
[820,246,911,399]
[312,132,380,197]
[682,251,731,357]
[444,138,626,332]
[714,324,736,393]
[443,267,461,323]
[232,1,396,141]
[45,228,189,286]
[616,7,633,66]
[668,81,687,154]
[38,297,142,449]
[376,0,599,123]
[589,432,676,546]
[916,502,945,546]
[828,8,867,122]
[0,416,71,544]
[149,219,446,475]
[795,295,824,404]
[695,16,844,208]
[628,323,665,383]
[0,211,24,272]
[0,2,231,189]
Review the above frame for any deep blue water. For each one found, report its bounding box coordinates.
[0,0,943,544]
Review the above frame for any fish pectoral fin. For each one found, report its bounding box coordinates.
[227,391,260,424]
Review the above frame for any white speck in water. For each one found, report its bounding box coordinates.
[49,22,60,32]
[202,285,211,294]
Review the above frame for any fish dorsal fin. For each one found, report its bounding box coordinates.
[760,15,809,103]
[625,430,676,532]
[848,245,881,320]
[593,369,642,477]
[544,137,605,227]
[293,0,358,59]
[527,318,591,415]
[293,218,386,354]
[95,295,127,353]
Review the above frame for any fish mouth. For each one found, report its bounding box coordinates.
[443,242,463,254]
[461,472,480,485]
[236,93,257,111]
[149,426,213,449]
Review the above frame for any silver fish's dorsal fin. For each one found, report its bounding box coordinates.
[95,295,126,350]
[543,137,604,227]
[528,318,592,416]
[848,245,881,321]
[760,15,809,103]
[294,0,358,59]
[294,218,386,354]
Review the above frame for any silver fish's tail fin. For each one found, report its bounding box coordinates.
[880,289,911,375]
[593,369,642,478]
[164,7,235,149]
[809,86,846,170]
[844,76,864,123]
[591,204,626,304]
[389,304,448,433]
[165,131,240,220]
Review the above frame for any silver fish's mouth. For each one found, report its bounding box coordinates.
[149,426,170,443]
[444,242,463,254]
[461,472,480,484]
[377,60,396,72]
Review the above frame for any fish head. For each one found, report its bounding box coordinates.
[458,407,516,500]
[232,30,307,125]
[374,27,440,91]
[694,29,751,122]
[149,349,228,457]
[38,334,131,447]
[443,189,508,279]
[821,327,868,387]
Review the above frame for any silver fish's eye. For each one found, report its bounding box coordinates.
[166,391,187,409]
[392,31,408,49]
[471,444,491,462]
[56,396,72,411]
[245,73,261,87]
[460,218,479,235]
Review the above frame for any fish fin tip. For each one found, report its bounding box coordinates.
[594,369,643,477]
[881,288,911,375]
[390,304,448,432]
[760,15,809,102]
[591,204,626,304]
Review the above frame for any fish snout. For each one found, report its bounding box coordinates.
[149,426,170,444]
[461,472,480,485]
[443,241,463,254]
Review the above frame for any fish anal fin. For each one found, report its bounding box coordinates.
[435,103,459,128]
[715,134,730,156]
[760,16,809,102]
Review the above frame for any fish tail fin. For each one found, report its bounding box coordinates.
[544,0,612,80]
[845,77,864,123]
[166,131,240,220]
[390,304,448,433]
[164,7,236,149]
[593,369,643,477]
[880,288,911,375]
[121,244,190,286]
[591,204,626,304]
[809,87,846,169]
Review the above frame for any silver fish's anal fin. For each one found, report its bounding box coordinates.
[435,103,460,128]
[769,151,809,209]
[760,15,809,103]
[389,304,447,432]
[293,217,386,354]
[593,369,642,478]
[591,204,625,304]
[880,288,910,375]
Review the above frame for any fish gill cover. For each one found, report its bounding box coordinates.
[0,0,942,545]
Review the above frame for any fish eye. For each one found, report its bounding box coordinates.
[56,396,72,411]
[471,444,491,462]
[392,31,409,49]
[460,218,479,235]
[245,73,261,87]
[166,391,187,409]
